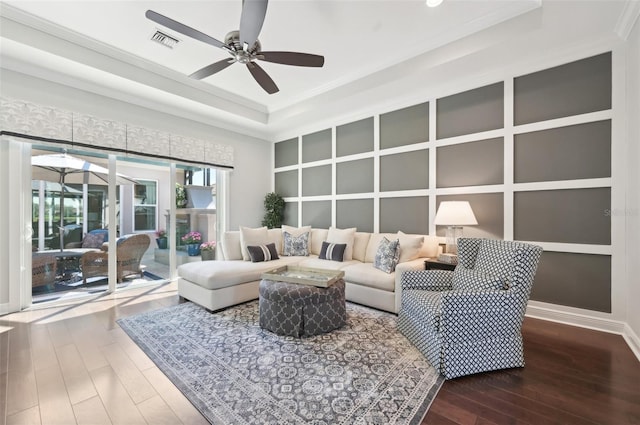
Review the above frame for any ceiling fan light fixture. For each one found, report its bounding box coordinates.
[145,0,324,94]
[426,0,443,7]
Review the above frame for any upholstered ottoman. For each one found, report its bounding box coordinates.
[259,278,347,337]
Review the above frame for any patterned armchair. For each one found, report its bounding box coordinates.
[398,238,542,379]
[81,234,150,285]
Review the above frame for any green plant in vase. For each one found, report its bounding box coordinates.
[176,183,187,208]
[262,192,285,229]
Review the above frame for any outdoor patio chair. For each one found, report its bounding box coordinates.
[32,252,58,288]
[398,237,542,379]
[81,234,150,284]
[65,228,110,249]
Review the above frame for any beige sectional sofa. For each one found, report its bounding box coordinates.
[177,227,439,314]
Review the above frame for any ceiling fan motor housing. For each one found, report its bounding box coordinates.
[225,30,261,62]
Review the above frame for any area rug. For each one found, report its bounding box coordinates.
[118,301,444,425]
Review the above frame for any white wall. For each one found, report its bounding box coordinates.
[226,139,271,230]
[0,69,272,232]
[625,17,640,350]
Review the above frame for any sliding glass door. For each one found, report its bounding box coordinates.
[1,137,226,313]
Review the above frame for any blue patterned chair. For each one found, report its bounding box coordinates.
[397,238,542,379]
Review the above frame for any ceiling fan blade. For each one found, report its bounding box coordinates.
[189,59,234,80]
[146,10,225,49]
[246,62,278,94]
[258,51,324,67]
[239,0,268,49]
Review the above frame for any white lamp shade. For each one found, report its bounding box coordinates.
[434,201,478,226]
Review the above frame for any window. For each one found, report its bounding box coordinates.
[133,179,157,231]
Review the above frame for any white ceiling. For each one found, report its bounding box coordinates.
[0,0,635,140]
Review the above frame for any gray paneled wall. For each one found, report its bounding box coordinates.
[380,150,429,191]
[437,82,504,139]
[380,196,429,234]
[274,169,298,198]
[380,102,429,148]
[437,137,504,188]
[302,201,331,229]
[274,52,613,313]
[532,252,612,313]
[514,52,612,125]
[514,188,611,245]
[302,165,331,196]
[274,138,297,168]
[302,129,331,163]
[337,199,374,233]
[336,117,374,157]
[283,202,298,227]
[514,120,611,183]
[336,158,374,194]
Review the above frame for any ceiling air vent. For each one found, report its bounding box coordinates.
[150,30,179,49]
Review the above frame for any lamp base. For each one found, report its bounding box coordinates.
[444,226,464,255]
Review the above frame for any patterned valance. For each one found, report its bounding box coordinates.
[0,97,234,169]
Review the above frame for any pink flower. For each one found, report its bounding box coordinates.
[181,231,202,244]
[200,241,217,251]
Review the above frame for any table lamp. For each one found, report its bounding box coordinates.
[434,201,478,257]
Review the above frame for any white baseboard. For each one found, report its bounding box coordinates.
[623,324,640,361]
[525,303,640,362]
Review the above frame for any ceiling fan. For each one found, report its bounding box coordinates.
[146,0,325,95]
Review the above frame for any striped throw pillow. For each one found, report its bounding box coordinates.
[247,243,279,263]
[319,241,347,262]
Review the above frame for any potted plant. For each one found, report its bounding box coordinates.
[262,192,285,229]
[181,231,202,256]
[176,183,187,208]
[200,241,216,261]
[155,229,168,249]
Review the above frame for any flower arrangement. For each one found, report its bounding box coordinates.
[200,241,216,251]
[181,231,202,245]
[155,229,167,238]
[176,183,187,207]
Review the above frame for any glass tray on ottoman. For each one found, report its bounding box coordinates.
[261,266,345,288]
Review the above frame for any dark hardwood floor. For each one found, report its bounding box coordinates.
[424,317,640,425]
[2,283,638,424]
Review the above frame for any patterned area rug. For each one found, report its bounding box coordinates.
[118,301,444,425]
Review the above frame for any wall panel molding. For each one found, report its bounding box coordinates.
[274,51,615,316]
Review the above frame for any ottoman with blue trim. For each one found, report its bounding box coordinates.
[258,278,346,337]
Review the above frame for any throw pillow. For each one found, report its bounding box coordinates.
[281,225,311,237]
[397,231,424,263]
[240,226,269,261]
[82,232,105,249]
[281,225,311,255]
[327,227,357,261]
[451,266,506,291]
[282,231,310,256]
[374,237,400,273]
[319,242,347,262]
[221,231,243,260]
[247,243,279,263]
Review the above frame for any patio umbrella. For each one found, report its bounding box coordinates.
[31,152,137,251]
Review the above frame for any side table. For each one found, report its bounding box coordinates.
[424,259,457,271]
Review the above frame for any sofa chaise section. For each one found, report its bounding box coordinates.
[177,227,438,313]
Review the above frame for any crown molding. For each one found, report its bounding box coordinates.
[615,0,640,40]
